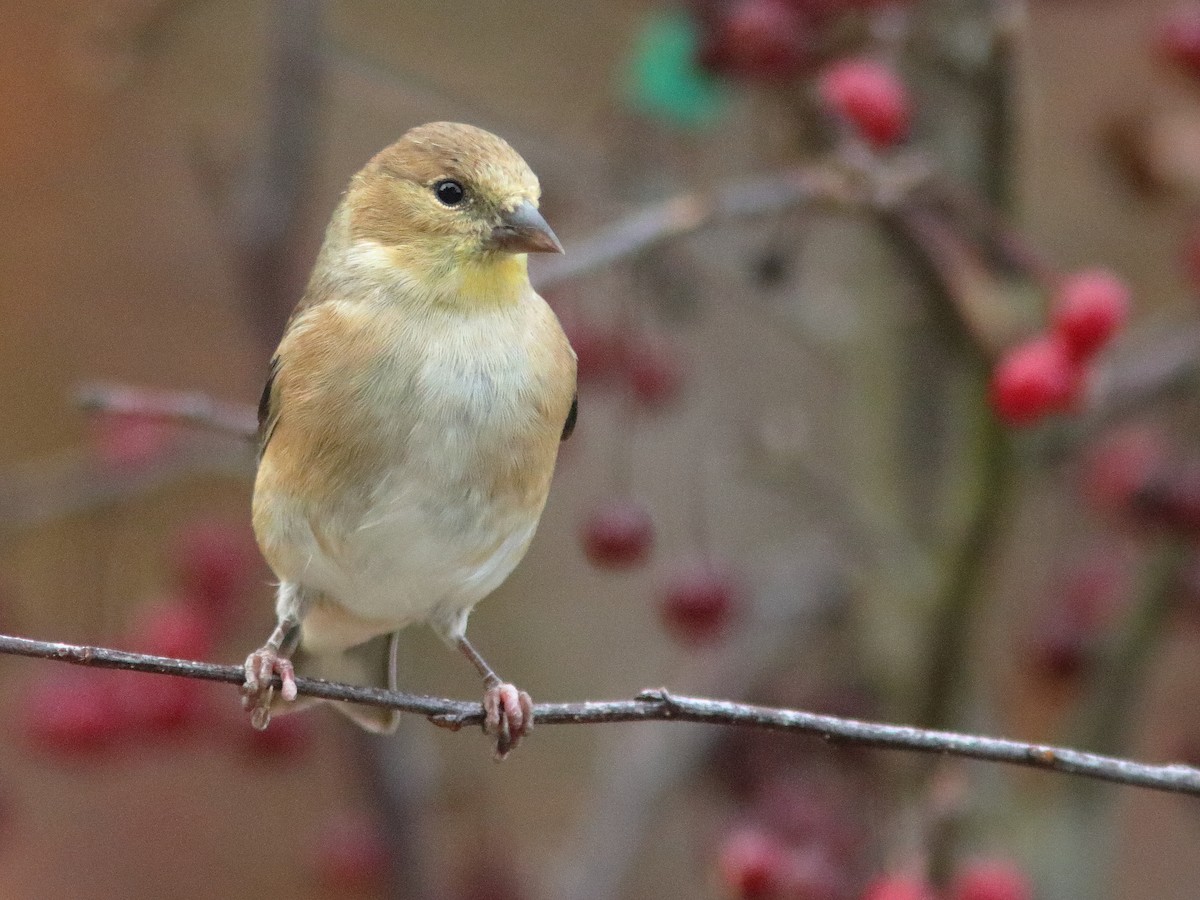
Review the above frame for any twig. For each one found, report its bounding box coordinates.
[76,382,258,438]
[2,633,1199,798]
[532,166,859,290]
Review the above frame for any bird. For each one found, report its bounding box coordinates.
[241,122,577,757]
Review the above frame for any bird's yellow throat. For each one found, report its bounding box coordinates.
[455,252,531,308]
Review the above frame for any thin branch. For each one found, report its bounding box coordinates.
[76,382,258,439]
[3,634,1199,798]
[531,165,860,291]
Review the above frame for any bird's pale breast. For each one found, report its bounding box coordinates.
[253,289,575,648]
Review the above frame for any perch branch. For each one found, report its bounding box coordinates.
[2,633,1199,798]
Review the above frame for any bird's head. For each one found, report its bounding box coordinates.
[343,122,561,307]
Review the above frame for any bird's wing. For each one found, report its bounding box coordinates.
[257,354,282,460]
[561,392,578,441]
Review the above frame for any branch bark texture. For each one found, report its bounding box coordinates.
[4,633,1199,798]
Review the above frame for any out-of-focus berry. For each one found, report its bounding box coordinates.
[561,316,628,384]
[312,812,390,895]
[1081,426,1169,517]
[1050,269,1130,361]
[1156,4,1200,78]
[627,339,684,408]
[658,558,742,645]
[1030,617,1092,683]
[129,599,216,661]
[817,58,910,149]
[112,670,208,738]
[860,874,938,900]
[698,0,811,82]
[1136,463,1200,533]
[21,671,125,756]
[776,847,851,900]
[949,859,1033,900]
[1030,555,1127,684]
[752,776,863,861]
[717,825,791,899]
[89,413,175,471]
[239,712,313,761]
[582,500,655,569]
[989,335,1081,426]
[172,520,260,616]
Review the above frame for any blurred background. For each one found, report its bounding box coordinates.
[3,0,1200,898]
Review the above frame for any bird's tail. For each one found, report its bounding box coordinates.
[276,631,401,734]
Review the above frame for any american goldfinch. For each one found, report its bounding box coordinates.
[242,122,577,757]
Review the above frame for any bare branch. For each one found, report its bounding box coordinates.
[531,165,860,291]
[4,633,1199,798]
[76,382,258,438]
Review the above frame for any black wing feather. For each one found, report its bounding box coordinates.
[561,393,578,442]
[257,355,281,459]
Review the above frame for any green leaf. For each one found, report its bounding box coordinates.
[621,10,730,130]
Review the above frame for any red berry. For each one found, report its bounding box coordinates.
[1081,426,1168,516]
[581,500,655,569]
[1050,269,1130,361]
[89,413,176,470]
[239,712,313,761]
[312,812,390,894]
[776,847,851,900]
[949,859,1033,900]
[128,599,216,661]
[561,316,628,384]
[1030,555,1128,684]
[112,670,208,738]
[1030,618,1092,683]
[817,58,910,149]
[989,335,1082,426]
[752,777,863,860]
[21,671,125,756]
[860,874,938,900]
[172,520,260,616]
[1156,5,1200,78]
[627,339,684,408]
[698,0,811,82]
[717,826,790,899]
[658,558,741,645]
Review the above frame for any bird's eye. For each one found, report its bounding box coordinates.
[433,179,466,207]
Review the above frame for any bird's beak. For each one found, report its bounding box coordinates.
[487,200,564,254]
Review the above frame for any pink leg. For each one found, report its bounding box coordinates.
[457,637,534,759]
[242,620,299,730]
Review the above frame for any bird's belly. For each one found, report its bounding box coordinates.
[333,472,541,625]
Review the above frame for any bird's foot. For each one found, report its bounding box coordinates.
[242,646,297,731]
[483,681,533,760]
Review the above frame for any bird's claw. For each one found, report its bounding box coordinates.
[242,646,297,731]
[484,682,533,760]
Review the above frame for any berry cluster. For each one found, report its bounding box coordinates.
[715,772,866,900]
[17,520,296,759]
[860,860,1031,900]
[561,313,684,408]
[692,0,908,85]
[1156,3,1200,79]
[562,310,744,646]
[817,58,910,150]
[688,1,913,150]
[990,269,1130,426]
